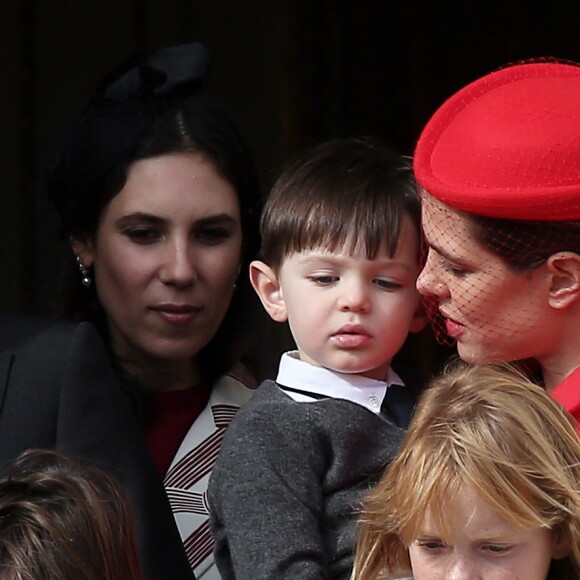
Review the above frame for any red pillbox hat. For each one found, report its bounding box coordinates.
[414,61,580,220]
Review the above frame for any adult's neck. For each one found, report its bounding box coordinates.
[538,337,580,393]
[118,356,200,392]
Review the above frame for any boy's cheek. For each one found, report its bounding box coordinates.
[409,303,429,333]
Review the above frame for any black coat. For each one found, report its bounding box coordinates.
[0,313,195,580]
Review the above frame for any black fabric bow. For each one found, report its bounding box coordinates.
[101,42,209,102]
[48,42,211,235]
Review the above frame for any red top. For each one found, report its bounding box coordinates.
[144,383,212,476]
[551,367,580,432]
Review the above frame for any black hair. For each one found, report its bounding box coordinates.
[469,213,580,272]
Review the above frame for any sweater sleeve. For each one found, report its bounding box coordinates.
[208,387,330,580]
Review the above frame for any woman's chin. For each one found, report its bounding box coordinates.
[456,341,506,365]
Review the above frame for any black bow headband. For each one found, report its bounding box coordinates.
[48,42,210,235]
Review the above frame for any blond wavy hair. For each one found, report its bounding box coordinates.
[352,363,580,580]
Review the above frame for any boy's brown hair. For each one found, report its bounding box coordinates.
[260,137,419,272]
[0,450,144,580]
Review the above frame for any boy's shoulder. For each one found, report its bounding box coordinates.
[225,377,405,448]
[212,376,408,491]
[213,379,325,473]
[236,378,376,420]
[231,379,307,425]
[222,378,350,448]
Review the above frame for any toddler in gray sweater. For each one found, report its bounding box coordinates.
[208,137,426,580]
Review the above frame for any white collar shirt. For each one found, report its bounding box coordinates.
[275,351,406,415]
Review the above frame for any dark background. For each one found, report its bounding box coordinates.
[2,0,579,372]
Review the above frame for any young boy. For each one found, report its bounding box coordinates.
[208,137,426,580]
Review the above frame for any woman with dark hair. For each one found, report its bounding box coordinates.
[414,60,580,424]
[48,42,262,578]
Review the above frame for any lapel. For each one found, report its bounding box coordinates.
[0,351,14,416]
[163,374,253,577]
[165,374,253,485]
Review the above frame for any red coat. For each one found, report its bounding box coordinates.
[551,367,580,433]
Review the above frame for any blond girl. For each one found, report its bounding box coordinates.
[353,363,580,580]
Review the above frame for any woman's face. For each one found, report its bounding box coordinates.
[417,194,560,364]
[77,152,242,376]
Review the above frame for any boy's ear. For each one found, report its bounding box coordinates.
[249,260,288,323]
[409,301,429,334]
[545,252,580,310]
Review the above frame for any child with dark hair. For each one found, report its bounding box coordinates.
[208,137,427,579]
[0,449,144,580]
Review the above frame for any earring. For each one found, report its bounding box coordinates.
[75,255,92,288]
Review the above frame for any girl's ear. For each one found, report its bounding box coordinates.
[249,260,288,323]
[71,236,95,268]
[545,252,580,309]
[551,531,572,560]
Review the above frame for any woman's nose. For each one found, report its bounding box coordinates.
[159,242,197,288]
[416,251,447,298]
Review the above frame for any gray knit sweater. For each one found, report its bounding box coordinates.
[208,380,408,580]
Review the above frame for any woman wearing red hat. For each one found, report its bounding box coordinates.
[414,60,580,423]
